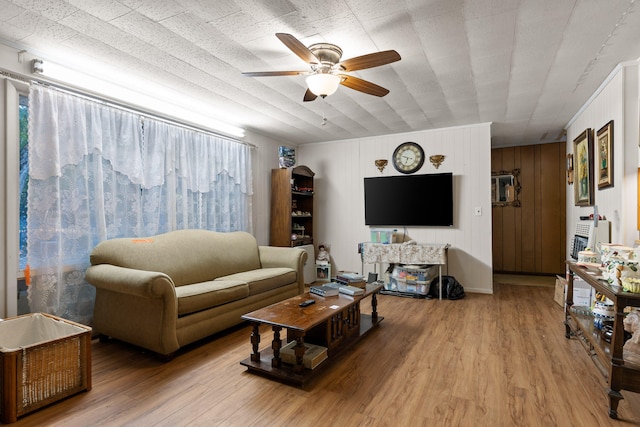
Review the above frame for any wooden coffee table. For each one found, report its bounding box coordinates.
[240,282,383,386]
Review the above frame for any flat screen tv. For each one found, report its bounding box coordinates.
[364,173,453,226]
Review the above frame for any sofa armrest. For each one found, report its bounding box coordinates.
[259,246,307,293]
[85,264,180,355]
[85,264,176,299]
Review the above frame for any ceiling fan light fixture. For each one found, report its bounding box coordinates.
[306,73,341,97]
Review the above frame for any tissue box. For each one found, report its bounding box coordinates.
[0,313,92,423]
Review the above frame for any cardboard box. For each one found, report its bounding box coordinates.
[555,276,593,308]
[571,278,593,307]
[554,275,566,307]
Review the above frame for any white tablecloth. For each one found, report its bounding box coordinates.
[362,243,449,265]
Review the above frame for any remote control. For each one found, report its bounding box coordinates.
[299,299,315,307]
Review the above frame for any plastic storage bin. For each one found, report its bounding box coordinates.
[387,265,437,296]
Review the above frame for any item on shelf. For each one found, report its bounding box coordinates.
[601,257,640,285]
[335,271,366,288]
[316,244,330,262]
[577,249,599,264]
[601,322,615,343]
[593,300,615,330]
[593,300,615,317]
[325,282,364,296]
[279,341,328,369]
[310,284,338,297]
[315,263,331,282]
[337,271,364,281]
[570,305,592,317]
[624,309,640,364]
[598,243,640,285]
[370,228,395,244]
[622,277,640,293]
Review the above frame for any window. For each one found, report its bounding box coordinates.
[19,94,28,270]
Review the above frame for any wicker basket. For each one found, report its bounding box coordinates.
[0,313,92,424]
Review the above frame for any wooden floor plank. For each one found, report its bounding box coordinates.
[9,283,640,426]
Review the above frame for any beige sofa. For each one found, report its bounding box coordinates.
[85,229,306,357]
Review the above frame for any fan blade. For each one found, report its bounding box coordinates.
[242,71,308,77]
[303,89,318,102]
[339,75,390,97]
[276,33,319,64]
[338,50,401,71]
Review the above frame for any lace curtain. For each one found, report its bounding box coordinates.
[27,85,252,325]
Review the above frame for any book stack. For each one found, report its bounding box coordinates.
[325,282,364,296]
[280,341,328,369]
[335,272,366,288]
[309,285,339,297]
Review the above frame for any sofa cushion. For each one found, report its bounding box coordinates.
[90,230,262,286]
[216,268,297,296]
[175,280,249,316]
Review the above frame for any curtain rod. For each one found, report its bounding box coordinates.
[1,68,256,149]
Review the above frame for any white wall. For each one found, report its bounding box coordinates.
[297,123,494,295]
[1,39,495,303]
[244,129,288,246]
[565,61,640,249]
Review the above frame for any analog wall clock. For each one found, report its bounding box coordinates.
[392,142,425,174]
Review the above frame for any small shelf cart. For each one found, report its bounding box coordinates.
[362,243,449,299]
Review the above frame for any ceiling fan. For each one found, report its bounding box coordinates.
[242,33,401,102]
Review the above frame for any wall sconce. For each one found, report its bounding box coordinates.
[567,153,574,185]
[429,154,445,169]
[375,159,388,173]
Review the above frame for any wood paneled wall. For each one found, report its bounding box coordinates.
[492,142,566,275]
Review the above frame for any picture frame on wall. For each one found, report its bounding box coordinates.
[278,146,296,168]
[596,120,614,189]
[573,128,594,206]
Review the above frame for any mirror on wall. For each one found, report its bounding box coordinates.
[492,169,521,207]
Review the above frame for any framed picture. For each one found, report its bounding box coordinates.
[278,146,296,168]
[596,120,614,189]
[491,169,521,207]
[573,129,594,206]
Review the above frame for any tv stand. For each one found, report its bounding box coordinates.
[362,243,449,299]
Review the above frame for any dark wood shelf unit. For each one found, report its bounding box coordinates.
[565,262,640,419]
[270,165,315,247]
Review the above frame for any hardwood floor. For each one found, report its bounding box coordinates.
[11,283,640,426]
